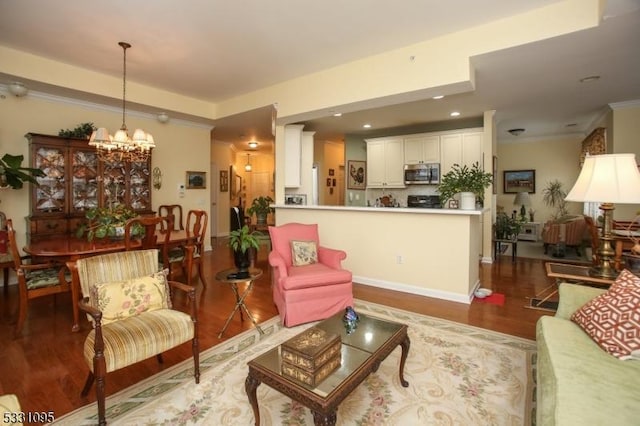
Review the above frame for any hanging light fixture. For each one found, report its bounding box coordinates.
[244,154,252,172]
[89,42,155,162]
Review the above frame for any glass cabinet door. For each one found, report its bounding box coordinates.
[33,146,66,213]
[70,148,99,212]
[129,161,151,210]
[101,160,127,208]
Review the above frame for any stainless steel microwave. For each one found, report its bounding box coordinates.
[404,163,440,185]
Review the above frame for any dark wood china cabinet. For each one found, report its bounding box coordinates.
[26,133,152,241]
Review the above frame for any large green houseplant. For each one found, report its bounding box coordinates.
[0,153,45,189]
[228,225,262,272]
[75,205,142,241]
[542,179,570,220]
[247,196,274,225]
[494,211,527,240]
[438,162,493,208]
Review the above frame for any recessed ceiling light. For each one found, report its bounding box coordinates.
[432,95,444,100]
[333,112,342,117]
[363,124,372,128]
[580,75,600,83]
[450,111,460,117]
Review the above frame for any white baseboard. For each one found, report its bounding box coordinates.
[353,275,473,304]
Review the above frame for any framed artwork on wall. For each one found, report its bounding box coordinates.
[186,171,206,189]
[219,170,228,192]
[503,169,535,193]
[347,160,366,190]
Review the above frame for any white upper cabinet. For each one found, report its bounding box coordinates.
[404,135,440,164]
[284,124,305,187]
[440,130,483,175]
[366,138,405,188]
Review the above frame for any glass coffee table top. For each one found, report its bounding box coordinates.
[249,311,405,397]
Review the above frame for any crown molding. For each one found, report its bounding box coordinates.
[609,99,640,110]
[0,83,214,130]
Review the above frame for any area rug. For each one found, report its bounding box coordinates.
[508,241,591,264]
[53,300,537,425]
[474,293,506,306]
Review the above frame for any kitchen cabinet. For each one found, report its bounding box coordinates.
[440,130,483,175]
[26,133,152,241]
[365,138,405,188]
[404,135,440,164]
[284,124,305,188]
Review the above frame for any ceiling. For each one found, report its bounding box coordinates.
[1,0,639,150]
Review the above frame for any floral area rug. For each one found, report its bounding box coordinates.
[53,300,536,425]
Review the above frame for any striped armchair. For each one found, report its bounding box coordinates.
[542,216,587,256]
[69,249,199,426]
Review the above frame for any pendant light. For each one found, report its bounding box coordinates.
[244,154,252,172]
[89,42,155,162]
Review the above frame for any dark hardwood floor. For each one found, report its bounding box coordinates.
[0,240,556,424]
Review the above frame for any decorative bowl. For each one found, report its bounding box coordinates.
[474,288,493,298]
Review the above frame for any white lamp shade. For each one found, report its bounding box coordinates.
[565,153,640,203]
[513,191,531,206]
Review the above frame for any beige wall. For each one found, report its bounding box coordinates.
[496,135,582,223]
[0,93,212,276]
[610,104,640,219]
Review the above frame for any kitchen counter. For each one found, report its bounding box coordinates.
[274,204,485,303]
[275,204,484,215]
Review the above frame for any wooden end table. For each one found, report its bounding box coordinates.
[215,267,264,338]
[245,311,410,425]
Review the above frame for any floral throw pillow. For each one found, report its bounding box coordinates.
[571,269,640,360]
[89,269,171,325]
[291,240,318,266]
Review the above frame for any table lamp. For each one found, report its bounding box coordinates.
[565,153,640,278]
[513,191,531,220]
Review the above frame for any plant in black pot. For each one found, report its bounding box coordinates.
[494,211,526,240]
[247,196,274,226]
[228,225,261,274]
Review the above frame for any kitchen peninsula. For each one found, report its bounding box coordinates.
[274,204,484,303]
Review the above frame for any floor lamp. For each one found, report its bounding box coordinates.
[565,153,640,278]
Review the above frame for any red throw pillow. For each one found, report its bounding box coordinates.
[571,269,640,360]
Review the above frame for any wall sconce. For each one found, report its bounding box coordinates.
[244,154,252,172]
[8,82,28,97]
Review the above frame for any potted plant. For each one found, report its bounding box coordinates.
[0,153,45,189]
[228,225,261,273]
[438,162,493,209]
[542,179,569,220]
[494,211,526,240]
[75,205,142,241]
[247,196,274,225]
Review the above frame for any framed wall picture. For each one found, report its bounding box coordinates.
[448,199,459,209]
[186,171,207,189]
[347,160,366,190]
[503,169,535,193]
[219,170,228,192]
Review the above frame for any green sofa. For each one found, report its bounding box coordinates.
[536,283,640,425]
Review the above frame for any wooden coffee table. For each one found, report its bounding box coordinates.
[245,311,410,425]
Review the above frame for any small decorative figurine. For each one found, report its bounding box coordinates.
[342,306,360,334]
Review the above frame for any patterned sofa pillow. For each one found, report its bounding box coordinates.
[90,269,171,325]
[291,240,318,266]
[571,269,640,360]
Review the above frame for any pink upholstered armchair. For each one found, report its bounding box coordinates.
[268,223,353,327]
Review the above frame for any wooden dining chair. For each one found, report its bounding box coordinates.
[584,215,601,266]
[185,209,208,286]
[124,215,173,272]
[6,219,71,337]
[158,204,184,231]
[0,211,14,292]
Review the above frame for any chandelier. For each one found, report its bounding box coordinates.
[89,42,155,162]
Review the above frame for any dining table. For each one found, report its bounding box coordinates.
[23,229,193,332]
